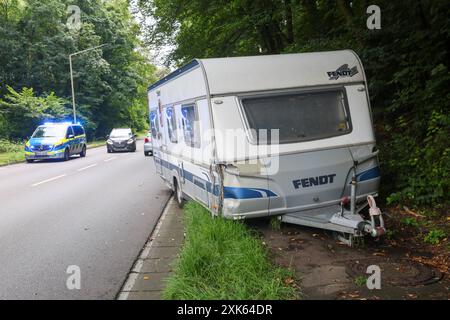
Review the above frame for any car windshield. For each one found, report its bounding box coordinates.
[32,126,67,138]
[110,129,131,138]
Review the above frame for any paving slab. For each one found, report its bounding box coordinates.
[117,197,184,300]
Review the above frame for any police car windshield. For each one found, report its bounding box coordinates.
[110,129,131,138]
[32,126,67,138]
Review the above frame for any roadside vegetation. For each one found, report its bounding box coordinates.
[0,139,25,165]
[163,202,298,300]
[0,0,156,142]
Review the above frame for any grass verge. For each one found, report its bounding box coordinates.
[87,140,106,149]
[0,139,25,166]
[0,139,106,166]
[163,201,298,300]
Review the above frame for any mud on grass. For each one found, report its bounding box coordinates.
[162,202,298,300]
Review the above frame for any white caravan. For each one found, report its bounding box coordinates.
[148,50,386,245]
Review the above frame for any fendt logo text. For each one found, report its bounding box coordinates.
[327,64,359,80]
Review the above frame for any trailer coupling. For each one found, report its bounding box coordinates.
[359,195,386,238]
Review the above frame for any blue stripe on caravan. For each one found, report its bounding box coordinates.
[193,179,206,190]
[223,187,277,199]
[153,157,277,199]
[356,166,381,182]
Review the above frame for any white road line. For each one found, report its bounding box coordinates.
[104,157,117,162]
[77,163,98,172]
[31,174,67,187]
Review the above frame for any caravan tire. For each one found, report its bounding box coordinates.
[174,178,185,208]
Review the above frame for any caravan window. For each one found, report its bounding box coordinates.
[241,90,351,144]
[165,107,178,143]
[150,110,159,139]
[181,105,200,148]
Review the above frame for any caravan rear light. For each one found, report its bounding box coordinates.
[341,196,350,206]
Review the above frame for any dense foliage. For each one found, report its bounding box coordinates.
[0,0,156,139]
[138,0,449,210]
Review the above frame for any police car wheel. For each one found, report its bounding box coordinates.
[63,148,70,161]
[80,145,86,157]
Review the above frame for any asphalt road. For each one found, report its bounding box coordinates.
[0,142,171,299]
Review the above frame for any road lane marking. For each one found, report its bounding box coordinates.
[77,163,98,172]
[31,174,67,187]
[104,157,117,162]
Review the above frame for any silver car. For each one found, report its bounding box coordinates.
[144,132,153,156]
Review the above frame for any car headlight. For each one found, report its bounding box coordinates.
[127,139,134,144]
[107,139,113,145]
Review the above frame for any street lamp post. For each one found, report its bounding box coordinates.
[69,44,108,123]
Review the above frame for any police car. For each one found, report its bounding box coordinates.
[25,122,87,162]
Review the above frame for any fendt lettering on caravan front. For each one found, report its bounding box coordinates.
[147,50,386,246]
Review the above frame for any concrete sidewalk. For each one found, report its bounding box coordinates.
[117,197,184,300]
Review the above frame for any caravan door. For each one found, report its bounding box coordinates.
[150,110,163,175]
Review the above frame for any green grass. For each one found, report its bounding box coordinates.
[162,201,298,300]
[87,140,106,149]
[0,150,25,165]
[424,229,447,245]
[0,139,25,166]
[354,275,367,287]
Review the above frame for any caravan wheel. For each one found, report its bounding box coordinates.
[174,178,185,208]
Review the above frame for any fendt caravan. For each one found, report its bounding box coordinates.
[148,50,386,245]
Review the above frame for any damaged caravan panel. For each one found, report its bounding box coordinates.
[148,50,386,245]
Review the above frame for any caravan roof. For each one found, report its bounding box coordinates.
[148,50,365,97]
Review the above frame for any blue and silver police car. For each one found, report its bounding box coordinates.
[25,122,87,162]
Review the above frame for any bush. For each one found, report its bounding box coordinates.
[0,139,24,153]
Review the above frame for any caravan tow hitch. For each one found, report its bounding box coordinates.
[330,194,386,246]
[361,195,386,238]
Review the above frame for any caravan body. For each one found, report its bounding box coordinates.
[148,50,384,242]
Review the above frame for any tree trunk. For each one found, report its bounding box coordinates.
[284,0,294,44]
[337,0,354,25]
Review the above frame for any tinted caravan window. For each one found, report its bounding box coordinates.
[181,105,200,148]
[165,107,177,143]
[241,90,351,144]
[150,110,159,139]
